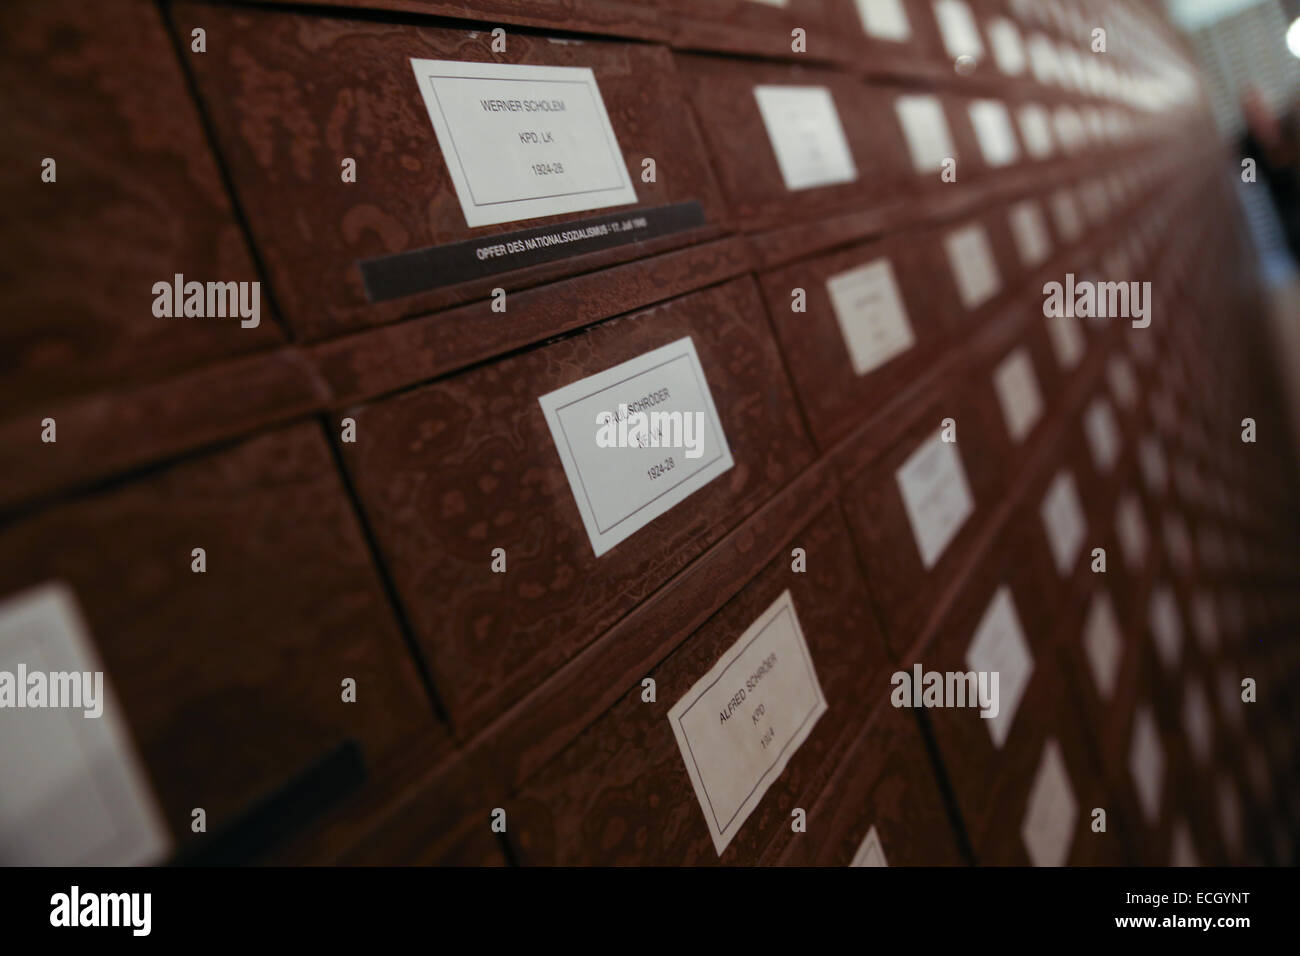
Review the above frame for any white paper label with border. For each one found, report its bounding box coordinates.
[896,432,974,570]
[966,586,1033,749]
[410,59,637,228]
[1021,739,1077,867]
[993,347,1043,444]
[944,223,1001,310]
[895,95,955,174]
[826,258,915,376]
[0,583,171,866]
[538,337,733,558]
[1008,199,1052,268]
[856,0,911,41]
[1040,470,1086,576]
[969,100,1020,167]
[667,590,827,856]
[850,824,889,866]
[753,86,858,192]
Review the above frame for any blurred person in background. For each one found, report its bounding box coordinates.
[1241,85,1300,263]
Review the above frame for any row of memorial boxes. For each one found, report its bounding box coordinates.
[244,0,1196,92]
[0,286,1288,866]
[483,349,1284,866]
[0,148,1207,865]
[0,150,1252,867]
[652,0,1197,97]
[0,241,1231,869]
[5,0,1203,415]
[169,0,1189,341]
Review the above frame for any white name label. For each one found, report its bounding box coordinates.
[826,258,916,376]
[969,100,1020,168]
[993,347,1044,444]
[850,824,889,866]
[0,584,171,866]
[667,591,827,856]
[1083,590,1122,701]
[895,95,955,174]
[410,59,637,228]
[856,0,911,41]
[896,432,974,570]
[1084,397,1121,473]
[1021,739,1077,867]
[754,86,858,192]
[538,337,733,557]
[1040,470,1086,577]
[944,223,1001,310]
[1129,705,1164,823]
[1008,199,1053,268]
[966,587,1033,750]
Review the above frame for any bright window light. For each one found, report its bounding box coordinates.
[1287,17,1300,59]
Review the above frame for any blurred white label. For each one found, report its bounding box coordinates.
[826,258,916,376]
[1040,470,1086,577]
[1009,199,1053,268]
[1148,586,1183,671]
[856,0,911,41]
[933,0,985,60]
[1021,739,1076,867]
[896,95,955,174]
[993,347,1043,444]
[945,224,1001,310]
[1129,706,1164,823]
[966,587,1033,750]
[754,86,858,191]
[896,432,974,570]
[0,583,171,866]
[1084,590,1122,701]
[970,100,1020,167]
[1084,397,1121,473]
[986,18,1027,75]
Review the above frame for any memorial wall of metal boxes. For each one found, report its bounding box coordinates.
[1,0,1298,866]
